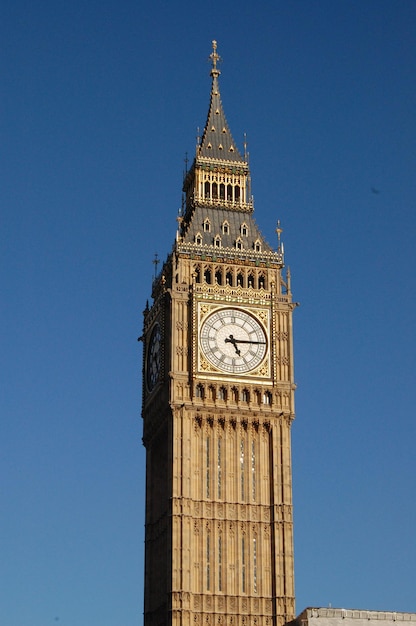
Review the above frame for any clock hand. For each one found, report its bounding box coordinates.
[231,339,266,345]
[224,334,241,356]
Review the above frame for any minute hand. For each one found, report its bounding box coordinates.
[232,339,266,345]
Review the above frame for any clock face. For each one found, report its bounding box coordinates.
[200,308,267,374]
[147,323,161,391]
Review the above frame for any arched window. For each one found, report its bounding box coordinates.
[214,236,221,248]
[235,186,240,201]
[215,270,222,285]
[219,386,227,401]
[195,233,202,245]
[204,268,212,284]
[212,182,218,199]
[226,271,233,286]
[248,273,254,288]
[237,272,244,287]
[258,274,266,289]
[203,218,211,232]
[254,239,261,252]
[222,221,229,235]
[220,183,225,200]
[194,266,201,283]
[263,391,272,405]
[204,181,210,198]
[242,389,250,403]
[241,223,248,236]
[195,384,205,399]
[227,184,232,200]
[236,238,243,251]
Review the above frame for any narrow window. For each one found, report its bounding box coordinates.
[241,537,246,593]
[212,182,218,199]
[217,438,222,499]
[214,236,221,248]
[251,440,256,501]
[203,219,211,232]
[226,271,233,286]
[206,534,211,590]
[206,436,210,498]
[222,221,229,234]
[196,384,204,399]
[204,268,212,284]
[204,181,210,198]
[235,186,240,201]
[218,536,222,591]
[237,272,244,287]
[241,223,248,236]
[220,183,225,200]
[215,270,222,285]
[253,538,257,593]
[227,184,232,200]
[240,440,245,501]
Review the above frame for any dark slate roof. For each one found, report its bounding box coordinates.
[198,55,244,163]
[182,205,273,252]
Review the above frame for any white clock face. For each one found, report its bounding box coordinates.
[200,308,267,374]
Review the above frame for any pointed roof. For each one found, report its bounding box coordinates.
[198,41,244,162]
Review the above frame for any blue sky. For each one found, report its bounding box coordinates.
[1,1,415,625]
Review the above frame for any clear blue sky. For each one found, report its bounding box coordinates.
[1,1,415,625]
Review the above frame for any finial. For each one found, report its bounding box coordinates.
[176,207,184,242]
[276,220,284,255]
[152,253,160,280]
[210,40,221,77]
[183,152,189,181]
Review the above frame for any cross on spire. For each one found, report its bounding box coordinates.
[210,40,221,77]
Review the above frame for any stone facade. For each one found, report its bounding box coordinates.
[289,608,416,626]
[141,42,296,626]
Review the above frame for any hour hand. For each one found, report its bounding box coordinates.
[224,334,241,356]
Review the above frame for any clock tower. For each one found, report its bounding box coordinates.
[141,41,296,626]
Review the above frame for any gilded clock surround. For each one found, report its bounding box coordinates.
[141,42,296,626]
[198,304,270,377]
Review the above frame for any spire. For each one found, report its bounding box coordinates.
[198,41,244,162]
